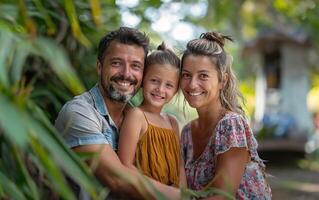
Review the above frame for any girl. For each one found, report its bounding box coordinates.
[118,42,186,187]
[180,32,272,199]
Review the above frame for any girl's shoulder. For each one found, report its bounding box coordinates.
[166,114,180,135]
[166,114,178,125]
[126,106,144,116]
[124,107,146,123]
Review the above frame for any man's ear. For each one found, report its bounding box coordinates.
[97,60,102,76]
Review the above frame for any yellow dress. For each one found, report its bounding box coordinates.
[135,113,180,186]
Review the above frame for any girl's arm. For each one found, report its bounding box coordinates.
[118,108,145,171]
[202,147,249,200]
[169,115,187,187]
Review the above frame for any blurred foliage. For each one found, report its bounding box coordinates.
[0,0,166,199]
[1,0,319,199]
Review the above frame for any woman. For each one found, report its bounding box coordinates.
[180,31,272,199]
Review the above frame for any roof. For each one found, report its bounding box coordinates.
[242,27,312,57]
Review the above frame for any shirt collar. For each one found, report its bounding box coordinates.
[89,84,108,116]
[89,84,119,130]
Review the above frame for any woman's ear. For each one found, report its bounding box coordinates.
[220,73,229,89]
[223,73,229,87]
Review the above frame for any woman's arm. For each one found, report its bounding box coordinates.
[203,147,249,200]
[118,108,145,171]
[179,156,187,187]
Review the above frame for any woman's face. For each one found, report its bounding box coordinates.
[180,55,222,109]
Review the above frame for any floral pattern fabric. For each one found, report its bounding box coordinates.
[181,112,272,200]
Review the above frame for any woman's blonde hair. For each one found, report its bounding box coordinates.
[181,31,245,115]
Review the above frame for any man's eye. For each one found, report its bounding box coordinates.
[132,64,142,70]
[111,61,121,66]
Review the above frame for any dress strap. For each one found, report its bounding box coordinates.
[167,114,174,129]
[142,111,150,125]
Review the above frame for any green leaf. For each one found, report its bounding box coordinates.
[63,0,91,47]
[33,37,85,95]
[11,39,30,83]
[0,95,29,148]
[27,102,106,199]
[0,171,27,200]
[32,0,56,35]
[11,144,40,200]
[29,136,76,200]
[0,30,12,88]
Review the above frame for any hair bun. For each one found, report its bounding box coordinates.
[157,41,167,51]
[200,31,233,47]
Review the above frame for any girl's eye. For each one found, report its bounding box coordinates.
[150,79,159,83]
[166,83,174,88]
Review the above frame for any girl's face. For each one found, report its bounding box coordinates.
[180,55,222,109]
[142,64,179,109]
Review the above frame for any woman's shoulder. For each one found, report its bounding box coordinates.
[216,111,251,138]
[219,112,248,126]
[182,118,198,130]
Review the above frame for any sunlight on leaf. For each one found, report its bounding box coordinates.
[90,0,102,26]
[63,0,91,47]
[32,0,56,35]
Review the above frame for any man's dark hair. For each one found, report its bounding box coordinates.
[98,26,149,62]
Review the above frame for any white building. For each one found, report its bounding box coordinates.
[243,28,314,151]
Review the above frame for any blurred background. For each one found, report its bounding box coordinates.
[0,0,319,199]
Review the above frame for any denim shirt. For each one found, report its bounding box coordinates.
[55,85,119,150]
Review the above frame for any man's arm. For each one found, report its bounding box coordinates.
[73,144,180,200]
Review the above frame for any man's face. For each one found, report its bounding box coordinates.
[97,41,145,103]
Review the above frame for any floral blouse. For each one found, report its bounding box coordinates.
[181,112,272,200]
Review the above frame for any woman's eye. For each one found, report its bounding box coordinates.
[199,74,209,79]
[182,73,190,78]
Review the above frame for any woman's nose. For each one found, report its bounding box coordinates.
[188,77,198,89]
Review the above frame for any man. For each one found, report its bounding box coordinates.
[55,27,179,199]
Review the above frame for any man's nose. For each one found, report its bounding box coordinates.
[122,64,132,78]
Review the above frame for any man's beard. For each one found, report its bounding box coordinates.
[102,75,138,103]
